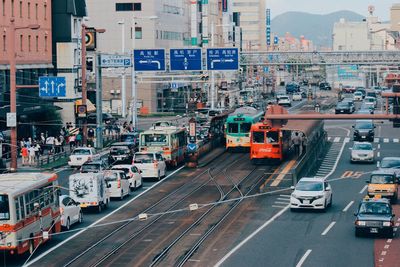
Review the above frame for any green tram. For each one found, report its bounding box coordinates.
[225,107,264,151]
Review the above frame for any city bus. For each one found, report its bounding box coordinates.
[225,107,264,151]
[0,172,61,255]
[139,124,187,167]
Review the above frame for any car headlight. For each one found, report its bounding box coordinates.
[383,221,392,227]
[316,195,324,199]
[356,220,366,226]
[291,193,298,198]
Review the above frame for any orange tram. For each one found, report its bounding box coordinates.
[250,106,325,164]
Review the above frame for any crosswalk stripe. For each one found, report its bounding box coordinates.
[374,138,379,143]
[333,137,340,143]
[279,195,291,198]
[328,137,332,141]
[384,138,389,143]
[344,137,350,143]
[393,139,399,143]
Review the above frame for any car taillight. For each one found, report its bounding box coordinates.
[117,179,121,188]
[163,147,169,151]
[60,207,64,214]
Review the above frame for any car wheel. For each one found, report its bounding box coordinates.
[66,218,71,231]
[78,211,83,224]
[120,191,124,200]
[157,171,161,181]
[140,178,143,187]
[355,229,361,237]
[290,208,296,212]
[98,204,102,213]
[328,195,332,207]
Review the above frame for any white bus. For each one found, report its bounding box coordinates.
[0,172,61,255]
[139,124,187,167]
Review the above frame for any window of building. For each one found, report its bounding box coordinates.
[35,3,38,19]
[44,3,47,20]
[27,2,31,18]
[134,3,141,10]
[135,27,142,39]
[19,34,23,51]
[35,35,39,52]
[11,0,14,17]
[19,1,22,18]
[28,35,31,51]
[2,35,5,51]
[2,0,5,16]
[44,35,48,51]
[115,3,141,11]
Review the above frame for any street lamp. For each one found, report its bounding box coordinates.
[9,18,40,171]
[131,15,158,129]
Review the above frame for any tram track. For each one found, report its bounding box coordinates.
[60,153,245,267]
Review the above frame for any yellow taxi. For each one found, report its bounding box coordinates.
[367,170,398,203]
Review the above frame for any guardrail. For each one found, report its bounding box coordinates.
[36,151,68,168]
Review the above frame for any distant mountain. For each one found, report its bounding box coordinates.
[271,11,365,48]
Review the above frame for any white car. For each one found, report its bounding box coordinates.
[364,96,377,108]
[104,170,130,200]
[133,152,167,180]
[59,195,83,230]
[111,165,143,191]
[350,142,375,163]
[277,95,292,107]
[353,91,363,101]
[290,177,333,211]
[292,93,302,101]
[68,147,99,167]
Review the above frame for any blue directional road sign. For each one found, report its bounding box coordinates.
[187,143,198,153]
[134,49,166,71]
[39,77,66,97]
[206,48,239,71]
[170,48,202,71]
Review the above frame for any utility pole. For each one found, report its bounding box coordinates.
[131,17,137,129]
[95,53,103,148]
[81,23,88,146]
[9,19,17,171]
[210,22,215,109]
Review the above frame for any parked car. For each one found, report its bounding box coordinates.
[80,160,108,173]
[104,170,130,200]
[353,91,363,101]
[292,92,302,101]
[69,172,110,212]
[111,164,143,191]
[133,152,167,180]
[350,142,375,163]
[68,147,100,167]
[354,197,394,237]
[290,177,333,211]
[59,195,83,230]
[108,143,135,165]
[319,82,332,90]
[335,102,353,114]
[353,120,375,142]
[285,82,300,94]
[277,95,292,107]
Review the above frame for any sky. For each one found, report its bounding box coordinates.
[267,0,398,20]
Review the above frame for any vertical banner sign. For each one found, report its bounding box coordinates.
[266,9,271,46]
[222,0,228,12]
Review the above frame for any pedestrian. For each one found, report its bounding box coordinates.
[21,145,28,166]
[34,143,40,162]
[76,132,82,147]
[59,135,65,152]
[28,146,36,166]
[302,133,308,155]
[292,132,302,157]
[69,134,76,149]
[54,137,60,154]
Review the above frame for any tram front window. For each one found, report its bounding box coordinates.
[240,123,252,133]
[228,123,239,133]
[266,131,279,143]
[253,132,265,143]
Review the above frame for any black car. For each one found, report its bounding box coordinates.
[319,82,331,90]
[355,87,366,98]
[87,113,116,125]
[354,197,394,237]
[108,143,135,165]
[353,120,375,142]
[286,83,300,94]
[120,133,139,148]
[335,102,352,114]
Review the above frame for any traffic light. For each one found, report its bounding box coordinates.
[393,85,400,128]
[86,56,93,72]
[85,28,97,51]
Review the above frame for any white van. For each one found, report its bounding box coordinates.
[133,152,167,180]
[69,173,110,212]
[103,170,130,200]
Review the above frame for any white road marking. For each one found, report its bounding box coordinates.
[321,221,336,236]
[344,137,350,143]
[277,198,291,201]
[381,251,387,256]
[188,259,201,262]
[25,165,185,266]
[387,239,393,243]
[342,201,354,212]
[325,142,347,180]
[384,245,390,249]
[215,206,289,267]
[374,138,379,143]
[275,201,290,205]
[394,138,399,143]
[272,205,288,208]
[333,137,341,143]
[279,194,291,198]
[378,144,381,149]
[377,152,381,158]
[295,249,312,267]
[359,185,368,194]
[327,137,332,141]
[384,138,389,143]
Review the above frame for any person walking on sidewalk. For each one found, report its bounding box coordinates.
[292,132,303,157]
[28,146,36,166]
[21,145,28,166]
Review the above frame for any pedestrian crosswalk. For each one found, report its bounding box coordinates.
[327,136,400,144]
[315,142,343,178]
[272,194,291,208]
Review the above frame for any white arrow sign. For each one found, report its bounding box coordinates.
[139,60,161,69]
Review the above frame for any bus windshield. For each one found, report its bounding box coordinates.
[142,134,167,146]
[267,131,279,143]
[252,132,265,143]
[240,123,252,133]
[0,195,10,220]
[228,123,239,134]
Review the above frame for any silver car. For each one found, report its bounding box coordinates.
[350,142,375,163]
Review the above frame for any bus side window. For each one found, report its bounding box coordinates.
[15,198,20,221]
[24,193,31,215]
[19,196,25,219]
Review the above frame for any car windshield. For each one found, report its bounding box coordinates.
[121,134,137,143]
[296,181,323,191]
[359,202,391,215]
[353,143,372,150]
[337,103,349,108]
[72,149,91,155]
[280,97,289,101]
[0,195,10,220]
[134,154,154,163]
[81,164,100,172]
[354,92,362,96]
[110,146,130,155]
[370,175,395,184]
[355,121,373,129]
[381,158,400,168]
[104,172,118,181]
[142,134,167,146]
